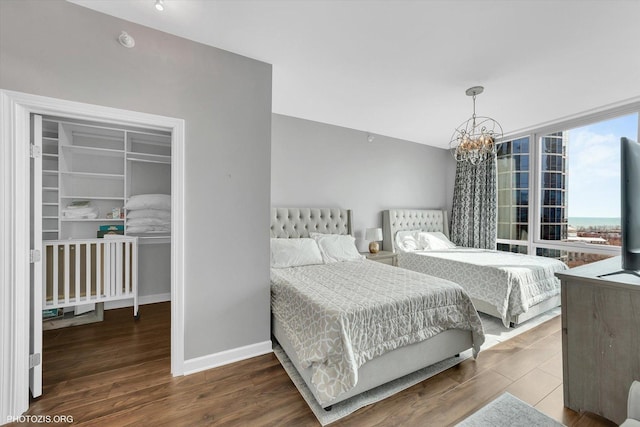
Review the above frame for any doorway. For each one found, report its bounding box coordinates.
[0,89,185,419]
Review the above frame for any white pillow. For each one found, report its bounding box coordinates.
[417,232,456,250]
[126,209,171,220]
[125,194,171,211]
[127,217,171,226]
[310,233,365,263]
[395,230,422,252]
[270,238,324,268]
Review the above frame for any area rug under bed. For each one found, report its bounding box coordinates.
[273,343,465,426]
[274,307,561,426]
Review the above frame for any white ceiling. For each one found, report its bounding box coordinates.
[69,0,640,148]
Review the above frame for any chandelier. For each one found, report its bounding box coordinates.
[450,86,503,164]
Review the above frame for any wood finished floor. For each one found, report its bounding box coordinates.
[16,302,616,426]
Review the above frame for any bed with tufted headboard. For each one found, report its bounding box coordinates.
[269,207,484,410]
[270,207,353,238]
[382,209,568,327]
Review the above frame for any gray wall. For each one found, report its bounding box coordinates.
[138,244,171,297]
[272,114,456,251]
[0,0,272,360]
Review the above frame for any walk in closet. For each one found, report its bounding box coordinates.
[37,114,172,318]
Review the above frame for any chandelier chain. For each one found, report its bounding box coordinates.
[472,93,477,127]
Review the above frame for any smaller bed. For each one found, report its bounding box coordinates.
[382,209,568,327]
[270,207,484,409]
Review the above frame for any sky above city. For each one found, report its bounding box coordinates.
[567,113,638,218]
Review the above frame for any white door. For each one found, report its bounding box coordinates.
[29,114,43,397]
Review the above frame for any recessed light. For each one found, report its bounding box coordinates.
[155,0,165,11]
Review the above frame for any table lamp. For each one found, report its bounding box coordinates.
[365,227,383,254]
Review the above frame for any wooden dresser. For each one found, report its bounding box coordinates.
[556,256,640,425]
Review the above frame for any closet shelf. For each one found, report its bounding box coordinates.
[126,153,171,165]
[59,171,124,179]
[61,195,125,200]
[71,131,124,142]
[38,116,171,244]
[61,144,124,157]
[60,218,124,222]
[129,137,170,147]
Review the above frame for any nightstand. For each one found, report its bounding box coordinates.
[361,250,397,266]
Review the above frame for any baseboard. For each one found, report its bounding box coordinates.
[183,340,273,375]
[104,292,171,310]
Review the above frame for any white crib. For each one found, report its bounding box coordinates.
[42,236,139,318]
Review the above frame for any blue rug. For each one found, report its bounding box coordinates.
[456,392,564,427]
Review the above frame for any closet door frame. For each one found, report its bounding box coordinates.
[0,89,185,421]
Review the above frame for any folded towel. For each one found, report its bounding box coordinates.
[65,200,92,209]
[62,201,99,219]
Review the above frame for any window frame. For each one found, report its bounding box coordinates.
[496,99,640,258]
[497,136,531,245]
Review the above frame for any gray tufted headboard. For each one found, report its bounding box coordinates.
[270,208,352,238]
[382,209,449,253]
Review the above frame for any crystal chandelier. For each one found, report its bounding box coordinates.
[450,86,503,164]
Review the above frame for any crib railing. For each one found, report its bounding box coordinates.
[43,236,138,318]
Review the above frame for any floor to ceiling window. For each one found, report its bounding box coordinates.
[496,110,639,266]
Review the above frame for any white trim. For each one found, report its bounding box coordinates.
[532,241,622,256]
[183,341,273,376]
[503,95,640,141]
[0,91,31,424]
[171,113,186,376]
[104,292,170,310]
[0,89,186,422]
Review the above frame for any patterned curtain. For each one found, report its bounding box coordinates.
[450,154,497,249]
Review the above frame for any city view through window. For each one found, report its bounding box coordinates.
[497,113,639,267]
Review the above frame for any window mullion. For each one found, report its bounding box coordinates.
[529,131,539,255]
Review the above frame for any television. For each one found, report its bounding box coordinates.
[621,137,640,271]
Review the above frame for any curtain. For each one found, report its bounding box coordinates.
[450,154,497,249]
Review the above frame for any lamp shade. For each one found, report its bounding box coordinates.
[365,228,383,241]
